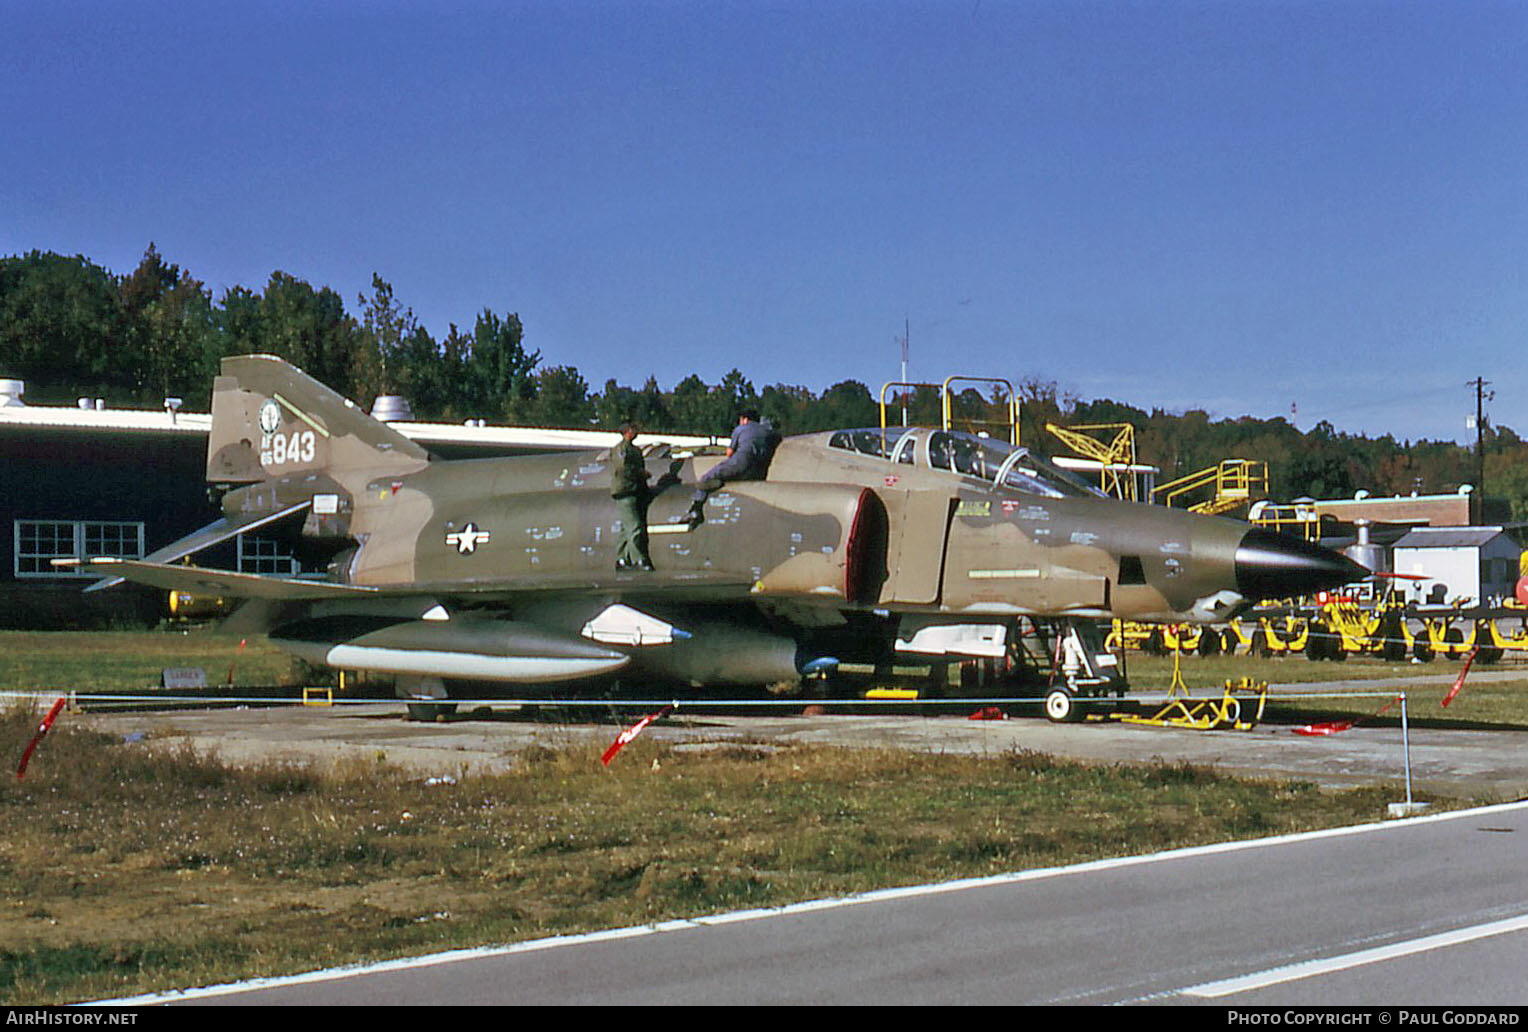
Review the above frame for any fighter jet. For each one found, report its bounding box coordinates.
[67,355,1364,719]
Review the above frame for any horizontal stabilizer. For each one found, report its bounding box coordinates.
[58,557,373,600]
[84,501,311,593]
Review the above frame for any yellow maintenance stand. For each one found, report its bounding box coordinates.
[1153,459,1269,516]
[1112,644,1268,731]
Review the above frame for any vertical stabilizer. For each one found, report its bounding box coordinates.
[206,354,431,485]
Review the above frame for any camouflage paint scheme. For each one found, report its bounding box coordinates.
[78,355,1363,703]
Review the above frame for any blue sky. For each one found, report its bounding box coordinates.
[3,1,1524,443]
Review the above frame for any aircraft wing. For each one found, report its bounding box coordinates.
[83,501,312,593]
[63,556,759,604]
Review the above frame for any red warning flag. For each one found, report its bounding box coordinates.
[1292,720,1355,737]
[601,705,674,766]
[967,706,1007,721]
[1441,646,1480,708]
[17,697,67,779]
[1292,695,1399,737]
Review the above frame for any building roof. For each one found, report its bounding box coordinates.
[0,402,714,451]
[1392,527,1513,550]
[0,404,211,436]
[1311,492,1473,528]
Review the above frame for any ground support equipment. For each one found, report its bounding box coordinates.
[1112,645,1268,731]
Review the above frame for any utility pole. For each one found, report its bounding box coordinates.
[1469,376,1493,524]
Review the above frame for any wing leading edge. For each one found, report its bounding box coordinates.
[64,556,760,604]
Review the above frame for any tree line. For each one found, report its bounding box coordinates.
[3,246,1524,516]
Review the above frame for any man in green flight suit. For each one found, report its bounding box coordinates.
[610,422,654,571]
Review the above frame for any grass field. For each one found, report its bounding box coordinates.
[1,704,1425,1005]
[0,629,299,693]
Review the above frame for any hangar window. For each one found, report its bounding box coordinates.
[14,520,145,578]
[238,535,302,576]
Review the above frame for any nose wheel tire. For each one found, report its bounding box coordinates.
[1044,688,1082,723]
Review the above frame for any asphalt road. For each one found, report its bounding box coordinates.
[132,799,1528,1006]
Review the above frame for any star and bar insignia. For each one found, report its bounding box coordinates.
[446,523,491,555]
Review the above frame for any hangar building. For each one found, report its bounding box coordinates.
[1390,526,1525,608]
[0,384,707,628]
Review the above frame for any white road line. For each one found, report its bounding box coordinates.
[1181,914,1528,998]
[91,799,1528,1006]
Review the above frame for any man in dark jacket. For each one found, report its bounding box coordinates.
[610,422,654,571]
[678,409,779,526]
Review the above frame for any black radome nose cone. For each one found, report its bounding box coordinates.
[1235,527,1369,600]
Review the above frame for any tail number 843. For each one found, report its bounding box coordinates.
[261,429,317,468]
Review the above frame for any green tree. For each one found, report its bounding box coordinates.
[519,365,594,427]
[356,274,418,400]
[118,244,219,404]
[0,250,128,400]
[388,326,453,419]
[457,309,538,420]
[214,285,262,354]
[717,369,758,416]
[808,379,878,430]
[1486,450,1528,520]
[759,383,814,434]
[594,378,638,430]
[250,272,368,400]
[594,377,676,431]
[667,374,718,434]
[1015,378,1073,449]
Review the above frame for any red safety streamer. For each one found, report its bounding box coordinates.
[601,705,674,766]
[17,697,67,779]
[1441,646,1480,708]
[1293,695,1399,737]
[968,706,1007,721]
[226,637,248,686]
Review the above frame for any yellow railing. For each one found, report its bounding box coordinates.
[1248,502,1321,542]
[879,376,1018,444]
[1153,459,1268,515]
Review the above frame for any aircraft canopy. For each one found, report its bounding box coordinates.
[827,427,1103,499]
